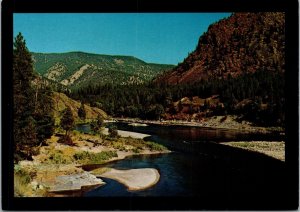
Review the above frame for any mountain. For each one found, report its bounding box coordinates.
[32,52,174,89]
[155,12,285,84]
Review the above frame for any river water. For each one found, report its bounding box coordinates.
[75,122,286,202]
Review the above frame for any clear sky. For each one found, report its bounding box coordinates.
[14,13,231,65]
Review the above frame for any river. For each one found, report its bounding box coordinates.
[75,122,287,204]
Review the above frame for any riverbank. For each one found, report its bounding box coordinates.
[102,128,151,139]
[14,130,170,197]
[220,141,285,161]
[115,115,284,134]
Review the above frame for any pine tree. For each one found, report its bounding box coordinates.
[13,33,38,161]
[33,78,55,146]
[155,104,165,121]
[108,125,118,138]
[78,101,86,120]
[61,106,74,137]
[90,114,104,134]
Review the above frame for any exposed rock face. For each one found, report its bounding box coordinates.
[156,12,285,84]
[48,172,105,192]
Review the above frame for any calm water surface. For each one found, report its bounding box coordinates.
[76,122,286,200]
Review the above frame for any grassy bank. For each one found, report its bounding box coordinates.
[14,129,169,197]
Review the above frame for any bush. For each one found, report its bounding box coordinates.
[132,148,140,153]
[73,151,117,164]
[108,125,118,138]
[146,141,167,151]
[57,135,74,146]
[47,150,73,164]
[14,166,32,184]
[14,166,34,197]
[220,116,227,123]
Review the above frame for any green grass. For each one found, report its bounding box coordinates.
[101,136,168,153]
[14,165,44,197]
[47,150,74,164]
[73,151,118,164]
[90,167,111,175]
[145,141,167,151]
[44,148,117,165]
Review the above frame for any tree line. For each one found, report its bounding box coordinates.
[70,69,285,126]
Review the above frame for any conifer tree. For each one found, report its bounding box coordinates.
[33,78,55,145]
[13,32,38,161]
[61,106,74,137]
[91,114,104,134]
[78,101,86,120]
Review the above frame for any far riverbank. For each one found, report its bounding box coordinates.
[114,115,284,134]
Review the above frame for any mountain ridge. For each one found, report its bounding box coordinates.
[155,12,285,84]
[32,51,175,89]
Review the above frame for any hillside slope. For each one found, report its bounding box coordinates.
[156,12,285,84]
[32,52,174,89]
[52,92,107,122]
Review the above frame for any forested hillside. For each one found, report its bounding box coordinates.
[156,12,285,84]
[70,12,285,126]
[32,52,174,89]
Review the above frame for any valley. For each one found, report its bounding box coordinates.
[12,11,287,203]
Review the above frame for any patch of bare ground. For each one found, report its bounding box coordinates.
[220,141,285,161]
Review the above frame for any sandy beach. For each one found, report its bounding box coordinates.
[96,168,160,191]
[102,128,151,139]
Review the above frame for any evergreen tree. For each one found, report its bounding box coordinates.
[61,106,74,137]
[108,125,118,138]
[90,114,104,134]
[13,33,38,161]
[78,101,86,120]
[33,78,55,146]
[155,104,165,121]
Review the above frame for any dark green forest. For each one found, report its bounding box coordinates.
[70,69,285,126]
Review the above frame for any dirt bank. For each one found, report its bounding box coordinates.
[115,115,284,134]
[220,141,285,161]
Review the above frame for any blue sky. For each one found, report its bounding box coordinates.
[14,13,231,65]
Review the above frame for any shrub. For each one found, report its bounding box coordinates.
[220,116,227,123]
[14,166,34,197]
[14,166,32,184]
[146,142,167,151]
[47,150,73,164]
[57,135,74,146]
[108,125,118,138]
[132,148,140,153]
[73,151,117,164]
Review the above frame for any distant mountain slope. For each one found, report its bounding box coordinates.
[156,12,285,84]
[52,92,107,122]
[32,52,174,89]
